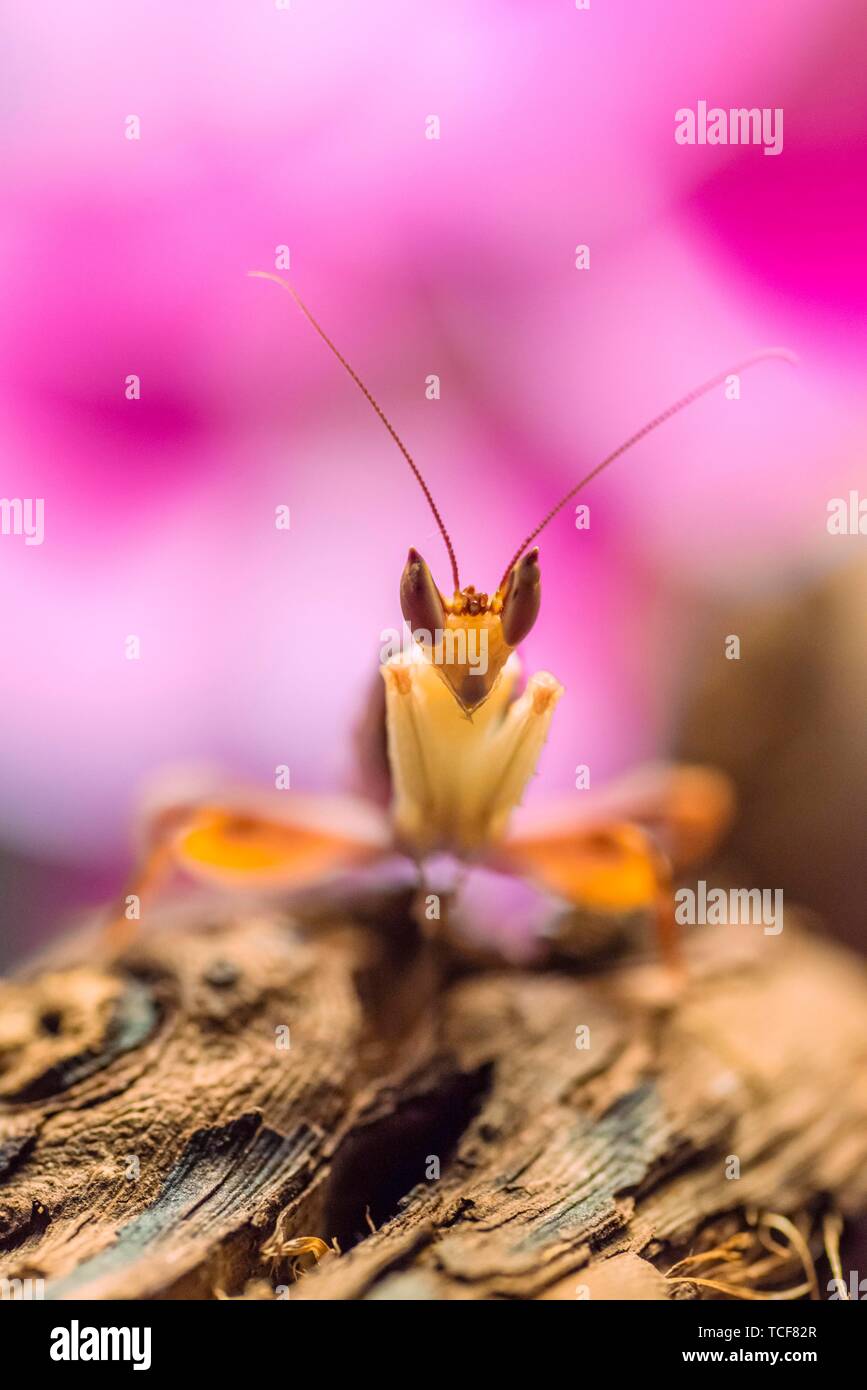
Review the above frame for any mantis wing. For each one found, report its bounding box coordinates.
[170,796,390,888]
[107,791,391,950]
[500,763,734,965]
[504,761,735,905]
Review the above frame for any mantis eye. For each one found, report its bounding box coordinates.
[500,548,541,647]
[400,547,446,636]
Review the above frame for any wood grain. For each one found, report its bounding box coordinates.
[1,891,865,1301]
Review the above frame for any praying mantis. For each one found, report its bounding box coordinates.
[107,274,794,970]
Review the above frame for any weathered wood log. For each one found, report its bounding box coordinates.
[1,890,866,1301]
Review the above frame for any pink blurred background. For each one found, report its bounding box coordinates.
[1,0,865,964]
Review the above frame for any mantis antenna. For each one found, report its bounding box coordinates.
[250,271,461,594]
[498,347,798,593]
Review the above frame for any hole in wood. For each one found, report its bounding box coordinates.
[322,1064,492,1252]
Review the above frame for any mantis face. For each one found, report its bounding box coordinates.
[399,546,541,713]
[384,559,560,858]
[386,545,559,858]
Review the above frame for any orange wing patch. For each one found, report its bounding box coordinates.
[505,822,667,916]
[106,794,390,952]
[176,807,383,886]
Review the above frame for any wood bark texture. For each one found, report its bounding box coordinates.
[1,892,866,1301]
